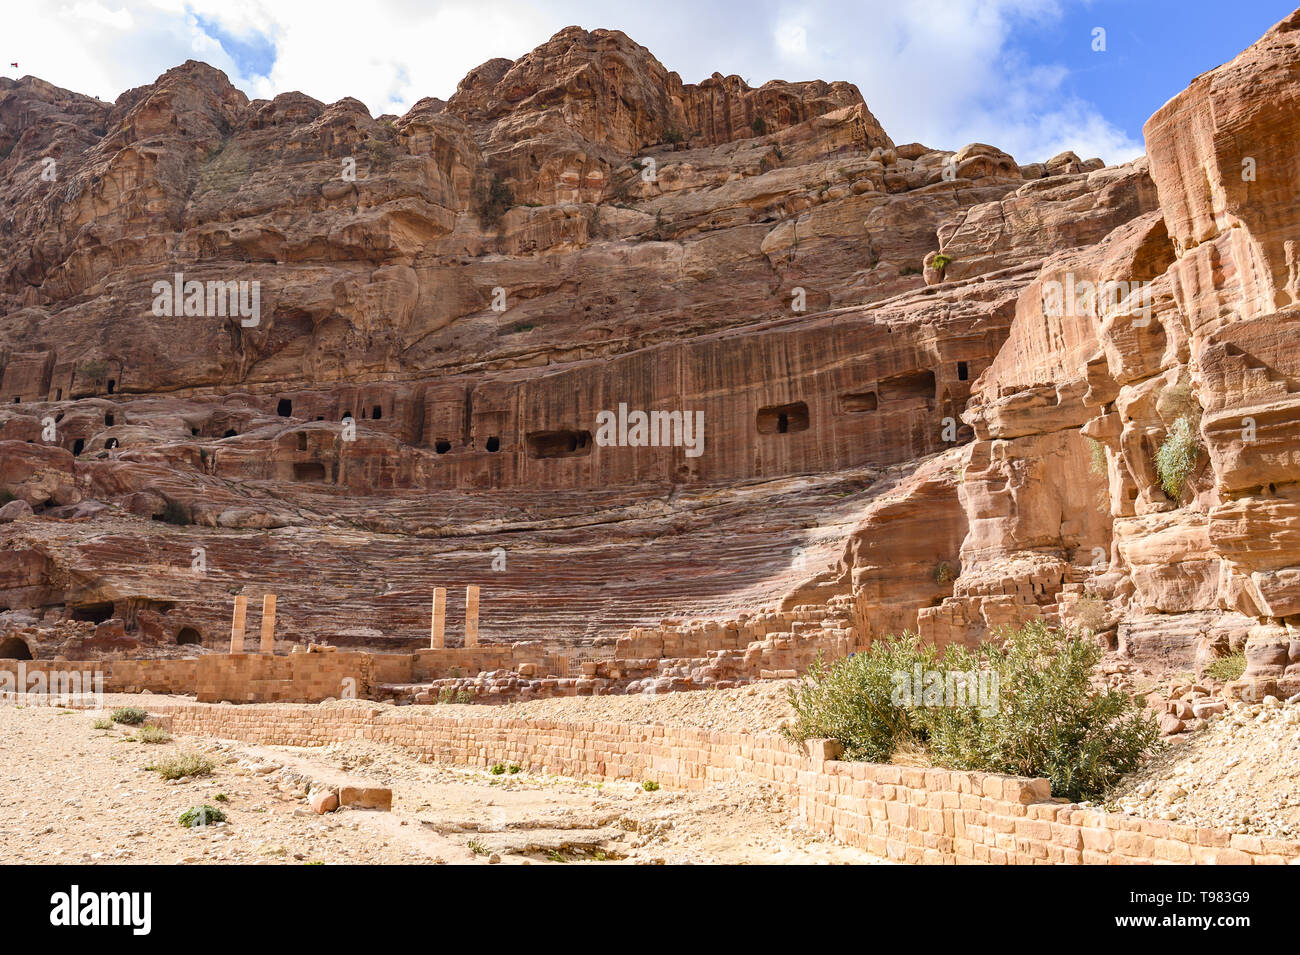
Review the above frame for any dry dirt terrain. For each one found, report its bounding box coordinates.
[0,694,882,865]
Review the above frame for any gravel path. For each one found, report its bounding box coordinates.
[0,697,879,865]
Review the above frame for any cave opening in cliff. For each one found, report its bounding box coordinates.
[435,440,451,454]
[879,370,936,401]
[104,414,114,426]
[70,602,114,624]
[105,438,118,449]
[756,402,810,435]
[839,392,879,413]
[175,627,201,646]
[372,405,382,420]
[0,637,32,660]
[957,361,969,381]
[223,429,237,437]
[293,462,327,481]
[527,429,593,458]
[107,379,115,394]
[277,398,292,417]
[486,436,500,452]
[72,439,84,455]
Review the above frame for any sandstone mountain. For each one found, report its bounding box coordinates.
[0,17,1296,703]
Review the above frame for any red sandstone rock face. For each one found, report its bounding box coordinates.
[3,17,1300,685]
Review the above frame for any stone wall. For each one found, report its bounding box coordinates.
[145,698,1300,865]
[0,658,195,694]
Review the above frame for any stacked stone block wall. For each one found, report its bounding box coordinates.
[144,699,1300,865]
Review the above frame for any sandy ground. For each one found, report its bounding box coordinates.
[0,697,883,865]
[1104,697,1300,839]
[440,680,798,735]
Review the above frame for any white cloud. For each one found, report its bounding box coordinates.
[3,0,1144,163]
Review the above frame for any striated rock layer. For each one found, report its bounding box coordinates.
[1,17,1298,700]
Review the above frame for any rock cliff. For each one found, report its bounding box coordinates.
[0,16,1297,700]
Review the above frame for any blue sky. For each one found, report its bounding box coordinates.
[5,1,1296,164]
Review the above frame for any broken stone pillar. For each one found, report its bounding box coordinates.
[229,595,248,653]
[465,585,480,647]
[259,593,277,654]
[430,587,446,649]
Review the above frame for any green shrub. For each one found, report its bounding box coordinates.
[136,725,170,744]
[508,764,522,774]
[784,623,1159,801]
[934,561,955,584]
[147,752,215,780]
[92,718,113,730]
[750,116,767,136]
[1204,651,1246,683]
[930,253,952,272]
[489,763,505,775]
[1088,438,1108,477]
[111,707,148,725]
[923,622,1159,801]
[641,780,660,792]
[662,127,684,145]
[783,634,937,762]
[1154,415,1200,500]
[467,838,488,855]
[455,690,473,704]
[179,805,226,828]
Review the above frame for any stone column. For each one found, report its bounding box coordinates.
[259,593,277,654]
[464,585,480,647]
[229,595,247,653]
[430,587,446,649]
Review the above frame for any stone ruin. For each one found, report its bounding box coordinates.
[4,13,1300,710]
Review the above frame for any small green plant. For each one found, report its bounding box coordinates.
[147,752,215,781]
[508,764,522,774]
[178,805,226,828]
[111,707,148,725]
[467,839,488,855]
[750,116,768,136]
[213,793,229,802]
[1154,415,1200,500]
[1070,591,1108,633]
[1088,438,1108,477]
[490,763,506,775]
[1204,651,1246,683]
[641,780,660,792]
[662,127,684,145]
[437,686,456,704]
[546,849,569,863]
[136,726,171,744]
[455,690,473,704]
[92,718,113,730]
[930,253,952,272]
[934,561,955,584]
